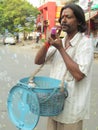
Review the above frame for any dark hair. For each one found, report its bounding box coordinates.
[58,3,87,32]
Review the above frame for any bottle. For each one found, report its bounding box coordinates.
[51,27,57,40]
[51,26,62,40]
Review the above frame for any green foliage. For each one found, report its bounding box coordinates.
[41,38,46,43]
[0,0,40,34]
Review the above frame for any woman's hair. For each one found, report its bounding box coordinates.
[58,3,87,32]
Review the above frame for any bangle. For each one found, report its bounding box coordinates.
[44,42,50,50]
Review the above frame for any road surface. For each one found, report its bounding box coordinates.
[0,44,98,130]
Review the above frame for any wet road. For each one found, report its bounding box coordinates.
[0,44,98,130]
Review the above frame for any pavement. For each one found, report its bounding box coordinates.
[16,39,98,51]
[1,39,98,53]
[12,41,98,60]
[13,40,42,48]
[1,38,98,57]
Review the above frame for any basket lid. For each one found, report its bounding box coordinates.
[7,84,40,130]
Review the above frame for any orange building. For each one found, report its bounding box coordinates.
[36,2,62,38]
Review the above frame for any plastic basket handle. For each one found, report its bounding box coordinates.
[28,49,66,92]
[59,72,67,92]
[29,49,56,82]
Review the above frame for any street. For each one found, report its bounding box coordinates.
[0,44,98,130]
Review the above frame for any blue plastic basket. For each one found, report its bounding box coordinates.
[7,76,68,130]
[18,76,68,116]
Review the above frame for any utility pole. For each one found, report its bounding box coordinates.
[88,0,93,36]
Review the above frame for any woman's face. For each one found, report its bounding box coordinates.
[60,8,79,34]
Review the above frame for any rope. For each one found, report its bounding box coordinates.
[29,49,56,82]
[59,71,67,92]
[29,35,82,91]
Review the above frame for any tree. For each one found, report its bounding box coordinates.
[0,0,40,39]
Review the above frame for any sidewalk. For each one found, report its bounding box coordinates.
[16,40,98,59]
[2,39,98,59]
[16,40,43,49]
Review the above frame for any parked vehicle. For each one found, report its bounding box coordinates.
[4,33,16,45]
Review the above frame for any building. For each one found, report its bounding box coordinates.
[36,0,77,38]
[85,1,98,46]
[36,0,98,41]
